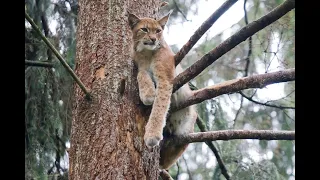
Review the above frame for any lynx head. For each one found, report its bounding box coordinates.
[128,11,171,52]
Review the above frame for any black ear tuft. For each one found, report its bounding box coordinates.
[128,11,141,30]
[157,10,172,29]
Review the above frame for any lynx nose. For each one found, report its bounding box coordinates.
[150,37,156,43]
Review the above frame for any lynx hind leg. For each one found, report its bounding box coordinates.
[168,105,197,136]
[159,106,197,168]
[137,71,156,105]
[160,141,188,169]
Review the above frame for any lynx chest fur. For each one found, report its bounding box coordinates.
[128,11,197,169]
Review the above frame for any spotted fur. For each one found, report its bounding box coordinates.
[128,12,197,169]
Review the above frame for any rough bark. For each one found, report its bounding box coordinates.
[69,0,161,179]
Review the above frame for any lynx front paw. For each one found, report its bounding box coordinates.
[140,93,155,105]
[144,134,163,148]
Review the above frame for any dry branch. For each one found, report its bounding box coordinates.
[174,0,239,66]
[25,11,91,99]
[172,68,295,112]
[173,0,295,92]
[172,130,295,145]
[25,60,54,68]
[239,91,295,109]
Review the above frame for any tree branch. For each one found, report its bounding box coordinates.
[239,91,295,110]
[172,68,295,112]
[173,0,295,92]
[174,0,239,66]
[196,116,230,180]
[172,130,295,145]
[25,11,91,100]
[159,169,174,180]
[25,60,54,68]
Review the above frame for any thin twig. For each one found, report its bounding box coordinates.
[239,91,295,110]
[25,67,32,74]
[233,96,244,128]
[174,0,239,66]
[173,0,295,92]
[172,130,295,145]
[182,155,193,180]
[25,60,54,68]
[243,0,252,77]
[196,116,230,180]
[159,169,174,180]
[172,0,190,21]
[283,110,295,122]
[25,11,91,100]
[175,161,180,180]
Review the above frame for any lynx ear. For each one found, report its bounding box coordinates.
[158,10,172,29]
[127,11,141,29]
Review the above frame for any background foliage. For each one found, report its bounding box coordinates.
[25,0,294,179]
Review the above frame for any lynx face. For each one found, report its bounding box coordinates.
[135,24,162,51]
[128,13,170,52]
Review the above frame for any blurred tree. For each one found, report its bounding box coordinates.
[25,0,76,179]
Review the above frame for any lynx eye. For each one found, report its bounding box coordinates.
[156,29,162,33]
[140,28,148,32]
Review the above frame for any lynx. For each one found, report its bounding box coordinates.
[128,11,197,169]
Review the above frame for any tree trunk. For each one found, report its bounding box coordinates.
[69,0,161,179]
